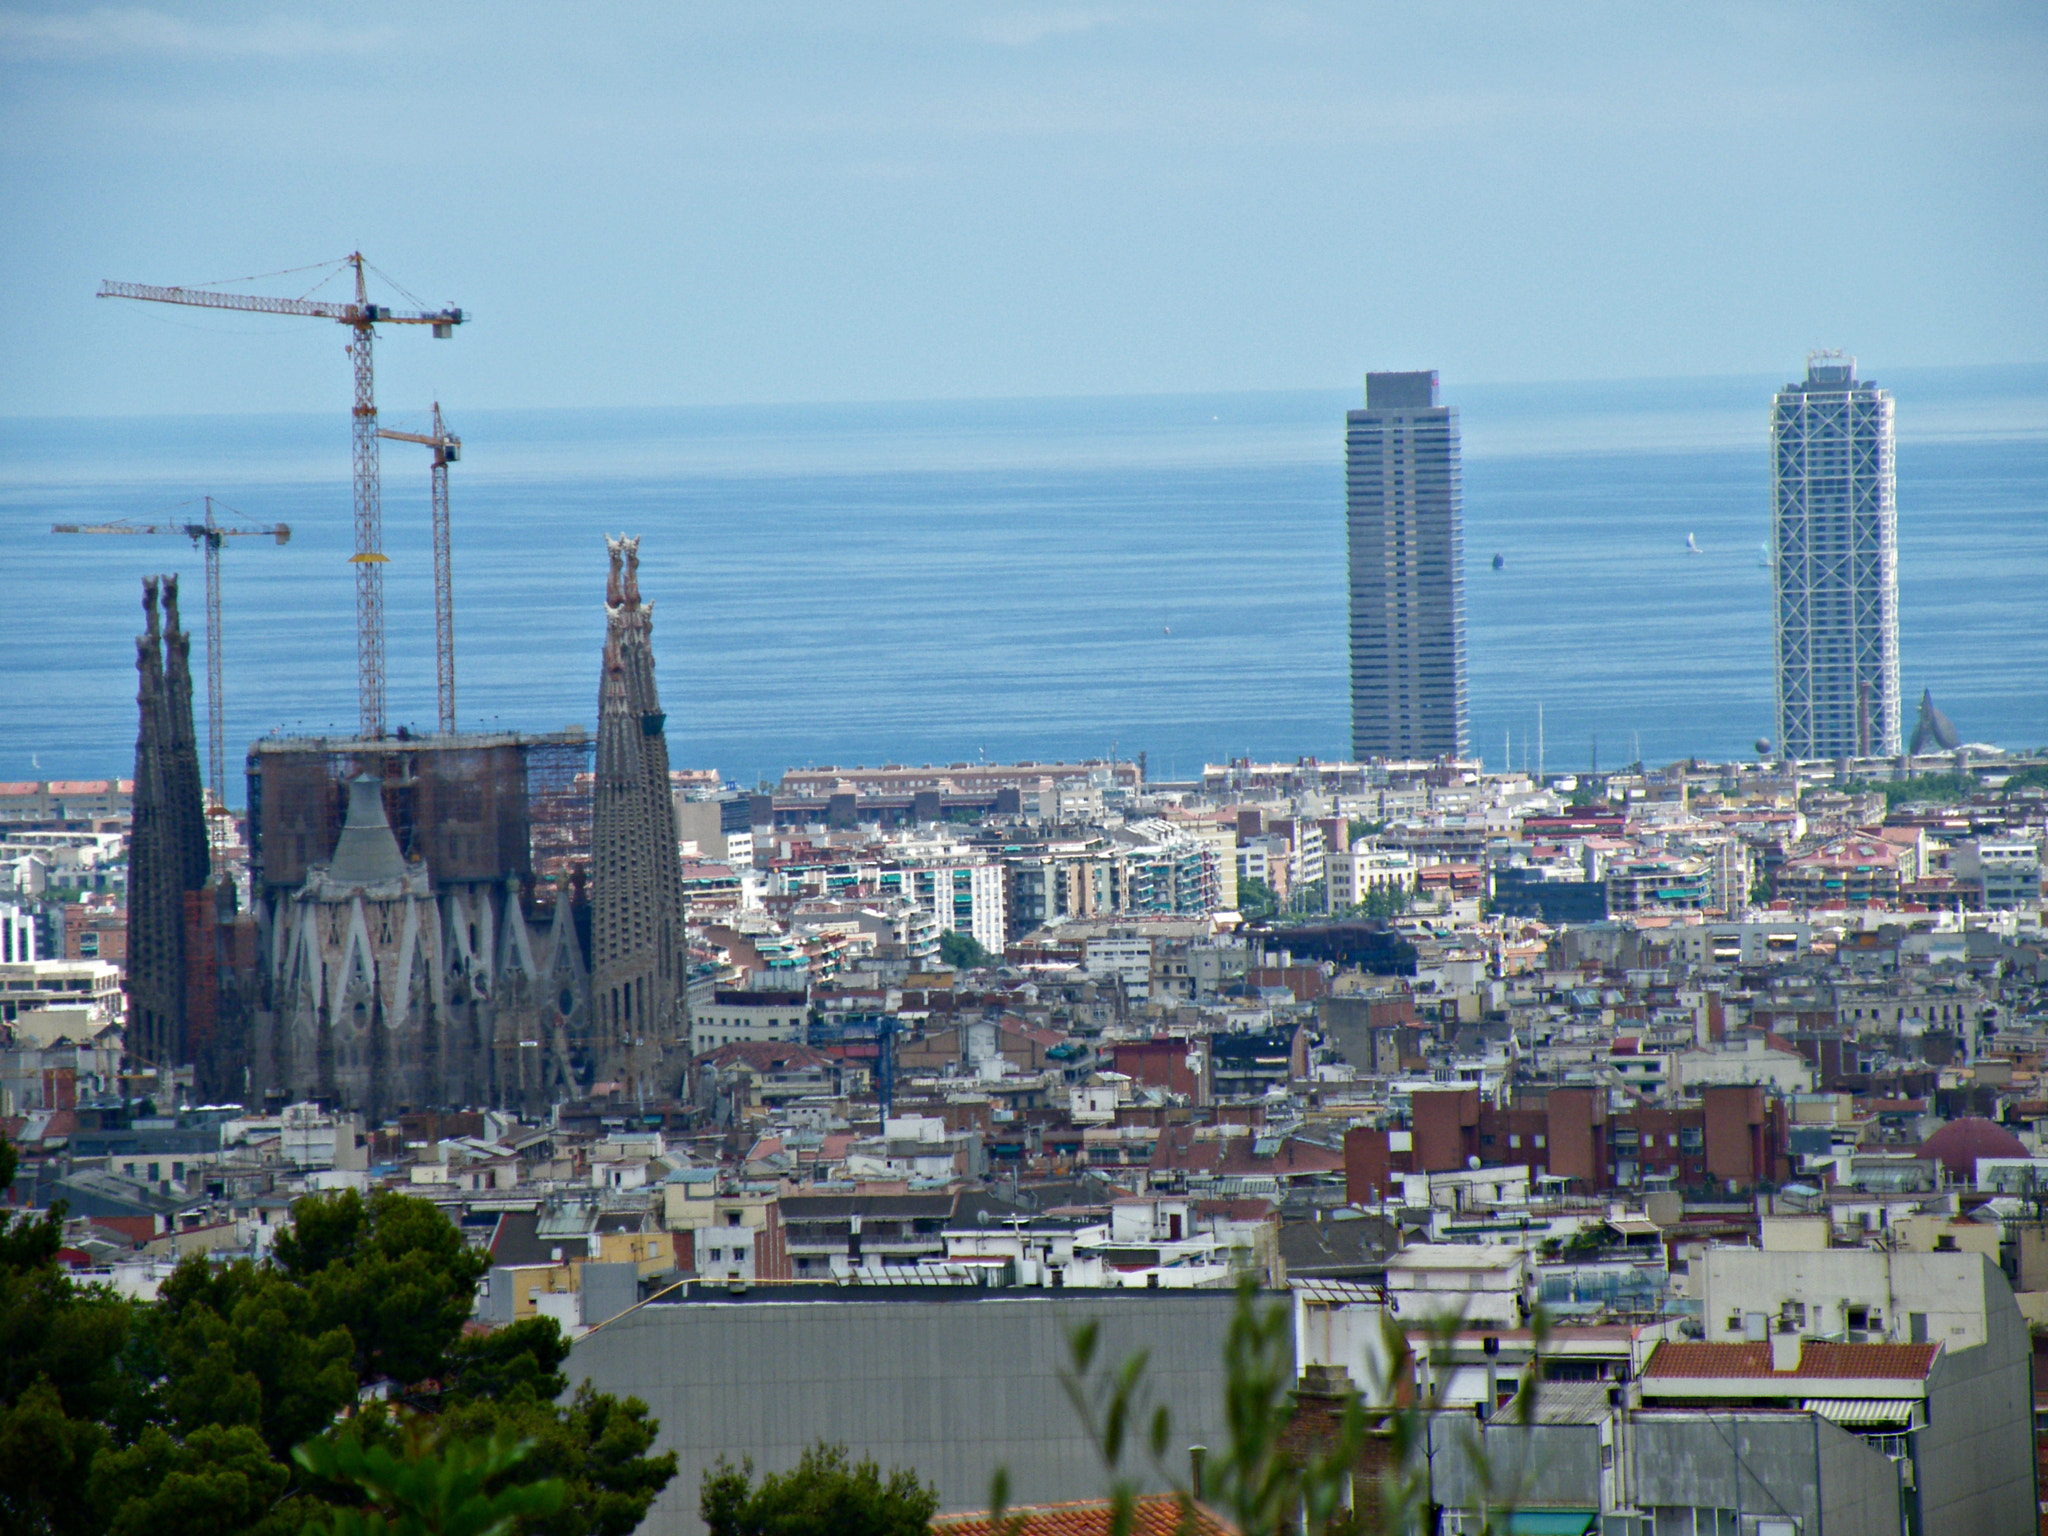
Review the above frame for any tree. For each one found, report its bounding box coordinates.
[150,1257,358,1457]
[0,1133,134,1536]
[435,1381,676,1536]
[293,1429,564,1536]
[939,930,992,970]
[1236,879,1278,920]
[273,1188,493,1388]
[701,1442,937,1536]
[268,1189,676,1536]
[91,1422,292,1536]
[0,1171,675,1536]
[1284,880,1328,918]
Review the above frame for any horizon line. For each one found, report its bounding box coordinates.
[7,360,2048,425]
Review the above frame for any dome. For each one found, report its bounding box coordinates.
[1918,1116,2027,1180]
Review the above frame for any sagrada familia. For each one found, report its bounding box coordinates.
[125,538,692,1117]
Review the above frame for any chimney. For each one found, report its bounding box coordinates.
[1770,1328,1802,1373]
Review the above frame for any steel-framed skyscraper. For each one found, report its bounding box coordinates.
[1770,353,1900,759]
[1346,370,1468,760]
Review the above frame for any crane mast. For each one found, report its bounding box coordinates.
[378,402,462,734]
[347,256,387,741]
[99,254,463,739]
[52,498,291,822]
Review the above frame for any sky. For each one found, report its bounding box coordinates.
[2,3,2044,416]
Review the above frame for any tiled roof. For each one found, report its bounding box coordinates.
[1642,1341,1938,1381]
[692,1040,834,1072]
[935,1496,1236,1536]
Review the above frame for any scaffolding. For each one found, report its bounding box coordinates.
[245,728,594,900]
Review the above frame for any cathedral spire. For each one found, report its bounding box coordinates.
[590,535,689,1098]
[125,574,208,1077]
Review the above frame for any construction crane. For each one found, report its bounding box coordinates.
[52,497,292,822]
[378,403,461,735]
[99,253,463,739]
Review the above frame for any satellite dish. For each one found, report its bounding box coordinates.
[1467,1155,1481,1170]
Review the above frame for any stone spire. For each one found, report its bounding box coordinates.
[124,575,209,1072]
[159,576,210,891]
[590,535,690,1097]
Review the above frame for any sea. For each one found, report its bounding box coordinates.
[3,366,2044,790]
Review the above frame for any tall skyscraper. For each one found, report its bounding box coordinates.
[1346,370,1468,760]
[1771,353,1900,759]
[591,534,690,1096]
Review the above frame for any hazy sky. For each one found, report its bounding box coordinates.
[3,2,2043,415]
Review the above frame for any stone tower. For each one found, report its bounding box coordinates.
[125,576,210,1072]
[590,535,690,1096]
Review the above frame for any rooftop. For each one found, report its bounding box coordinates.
[1642,1341,1938,1383]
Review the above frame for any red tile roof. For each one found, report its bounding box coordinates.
[692,1040,833,1072]
[936,1496,1236,1536]
[1643,1341,1938,1382]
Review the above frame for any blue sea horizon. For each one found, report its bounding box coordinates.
[4,366,2043,789]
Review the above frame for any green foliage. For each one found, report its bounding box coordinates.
[0,1133,134,1536]
[1346,819,1387,846]
[438,1381,677,1536]
[1560,1224,1608,1262]
[0,1163,673,1536]
[2005,763,2048,795]
[700,1442,937,1536]
[0,1376,112,1536]
[1284,880,1328,918]
[92,1422,292,1536]
[294,1429,564,1536]
[153,1257,358,1456]
[939,930,993,970]
[440,1318,571,1406]
[1827,768,2048,811]
[1236,878,1278,920]
[273,1188,493,1388]
[1344,886,1411,922]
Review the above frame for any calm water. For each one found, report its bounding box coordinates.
[3,368,2044,789]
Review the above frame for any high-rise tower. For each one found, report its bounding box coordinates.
[1771,353,1900,759]
[1347,370,1468,760]
[590,535,690,1096]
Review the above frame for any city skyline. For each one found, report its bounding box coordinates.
[3,10,2046,1536]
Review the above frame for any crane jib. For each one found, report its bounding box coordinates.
[98,260,462,739]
